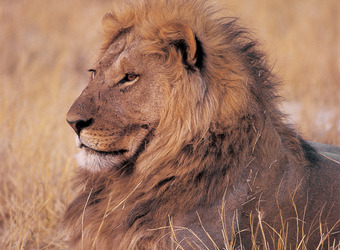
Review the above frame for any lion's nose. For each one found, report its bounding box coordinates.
[67,118,94,135]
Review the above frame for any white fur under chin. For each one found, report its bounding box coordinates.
[75,150,125,172]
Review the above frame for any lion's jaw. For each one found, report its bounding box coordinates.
[76,150,125,172]
[74,127,151,171]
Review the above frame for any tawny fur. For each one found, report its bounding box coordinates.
[64,0,340,249]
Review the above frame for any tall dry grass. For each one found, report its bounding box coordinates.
[0,0,339,248]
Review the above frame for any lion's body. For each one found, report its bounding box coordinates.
[65,0,340,249]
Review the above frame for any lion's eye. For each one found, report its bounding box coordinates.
[119,73,140,87]
[124,73,138,82]
[88,69,96,80]
[116,73,140,90]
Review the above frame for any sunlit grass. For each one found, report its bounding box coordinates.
[0,0,338,248]
[0,51,76,248]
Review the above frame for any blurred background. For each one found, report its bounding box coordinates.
[0,0,339,248]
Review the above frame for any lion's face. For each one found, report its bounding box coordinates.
[67,34,170,171]
[67,16,205,171]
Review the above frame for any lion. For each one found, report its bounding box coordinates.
[64,0,340,249]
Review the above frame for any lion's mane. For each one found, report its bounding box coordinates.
[64,0,340,249]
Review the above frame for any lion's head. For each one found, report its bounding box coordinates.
[67,1,255,173]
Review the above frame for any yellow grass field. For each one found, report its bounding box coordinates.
[0,0,339,248]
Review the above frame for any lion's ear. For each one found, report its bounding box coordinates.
[159,22,198,69]
[102,12,117,34]
[102,12,118,47]
[102,12,116,28]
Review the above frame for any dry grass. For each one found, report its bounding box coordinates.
[0,0,339,248]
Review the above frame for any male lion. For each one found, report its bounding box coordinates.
[65,0,340,249]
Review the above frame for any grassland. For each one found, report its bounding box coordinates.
[0,0,339,248]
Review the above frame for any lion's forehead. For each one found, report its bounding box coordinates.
[98,39,127,70]
[98,31,142,67]
[96,36,145,83]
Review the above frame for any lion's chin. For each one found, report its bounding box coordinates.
[75,149,127,172]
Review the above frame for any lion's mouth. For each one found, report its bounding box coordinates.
[81,143,129,156]
[75,136,128,155]
[74,129,153,171]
